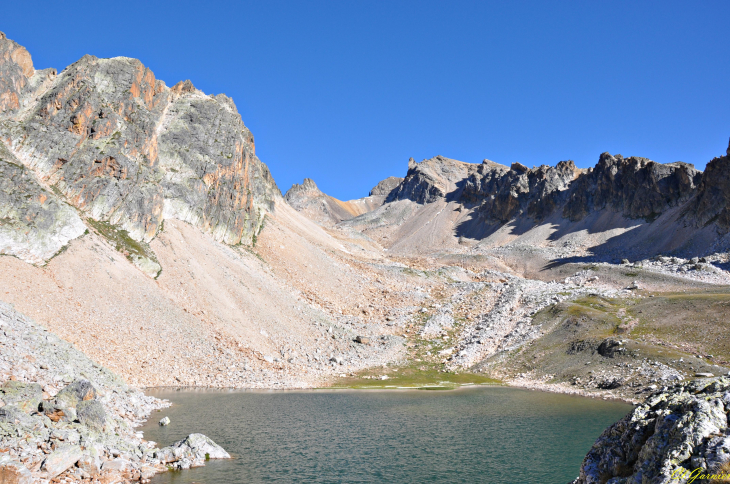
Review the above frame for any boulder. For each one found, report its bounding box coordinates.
[76,399,107,430]
[54,379,97,409]
[101,458,133,473]
[42,402,76,423]
[157,433,230,465]
[0,381,42,414]
[0,405,35,427]
[42,444,82,478]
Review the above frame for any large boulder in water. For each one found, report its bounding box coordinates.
[156,433,230,469]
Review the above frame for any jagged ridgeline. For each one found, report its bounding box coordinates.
[387,153,730,228]
[0,31,279,274]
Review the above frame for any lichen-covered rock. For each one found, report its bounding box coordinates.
[54,379,98,409]
[76,399,108,431]
[573,377,730,484]
[0,144,86,264]
[0,381,42,414]
[0,405,35,427]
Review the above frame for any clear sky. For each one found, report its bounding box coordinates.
[4,1,730,200]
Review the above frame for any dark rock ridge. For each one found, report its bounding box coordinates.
[0,31,279,269]
[573,377,730,484]
[384,148,727,229]
[563,154,701,222]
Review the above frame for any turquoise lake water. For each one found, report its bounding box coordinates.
[141,387,630,484]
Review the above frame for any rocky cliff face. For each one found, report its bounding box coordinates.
[687,143,730,234]
[383,150,725,230]
[0,31,279,269]
[563,154,701,222]
[574,377,730,484]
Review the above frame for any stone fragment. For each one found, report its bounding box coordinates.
[354,336,370,344]
[42,445,82,478]
[0,456,32,484]
[159,416,170,426]
[101,458,133,473]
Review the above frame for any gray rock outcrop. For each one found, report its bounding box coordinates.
[369,176,403,197]
[0,31,279,273]
[573,377,730,484]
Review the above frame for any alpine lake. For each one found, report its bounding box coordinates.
[141,383,631,484]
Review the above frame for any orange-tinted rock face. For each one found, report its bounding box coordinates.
[0,32,279,250]
[0,32,32,113]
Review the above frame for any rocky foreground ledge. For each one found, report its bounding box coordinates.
[0,301,229,483]
[573,377,730,484]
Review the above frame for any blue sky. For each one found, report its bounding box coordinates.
[5,1,730,200]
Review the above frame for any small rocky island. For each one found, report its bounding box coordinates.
[0,301,229,483]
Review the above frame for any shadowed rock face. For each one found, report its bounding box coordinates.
[688,148,730,234]
[0,31,279,265]
[388,155,579,223]
[465,159,578,223]
[563,153,702,221]
[387,156,479,204]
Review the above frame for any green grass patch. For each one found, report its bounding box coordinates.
[329,366,500,390]
[86,219,158,265]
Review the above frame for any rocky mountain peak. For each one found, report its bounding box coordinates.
[284,178,324,210]
[368,176,404,197]
[0,32,279,272]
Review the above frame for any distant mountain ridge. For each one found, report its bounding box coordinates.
[284,177,402,227]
